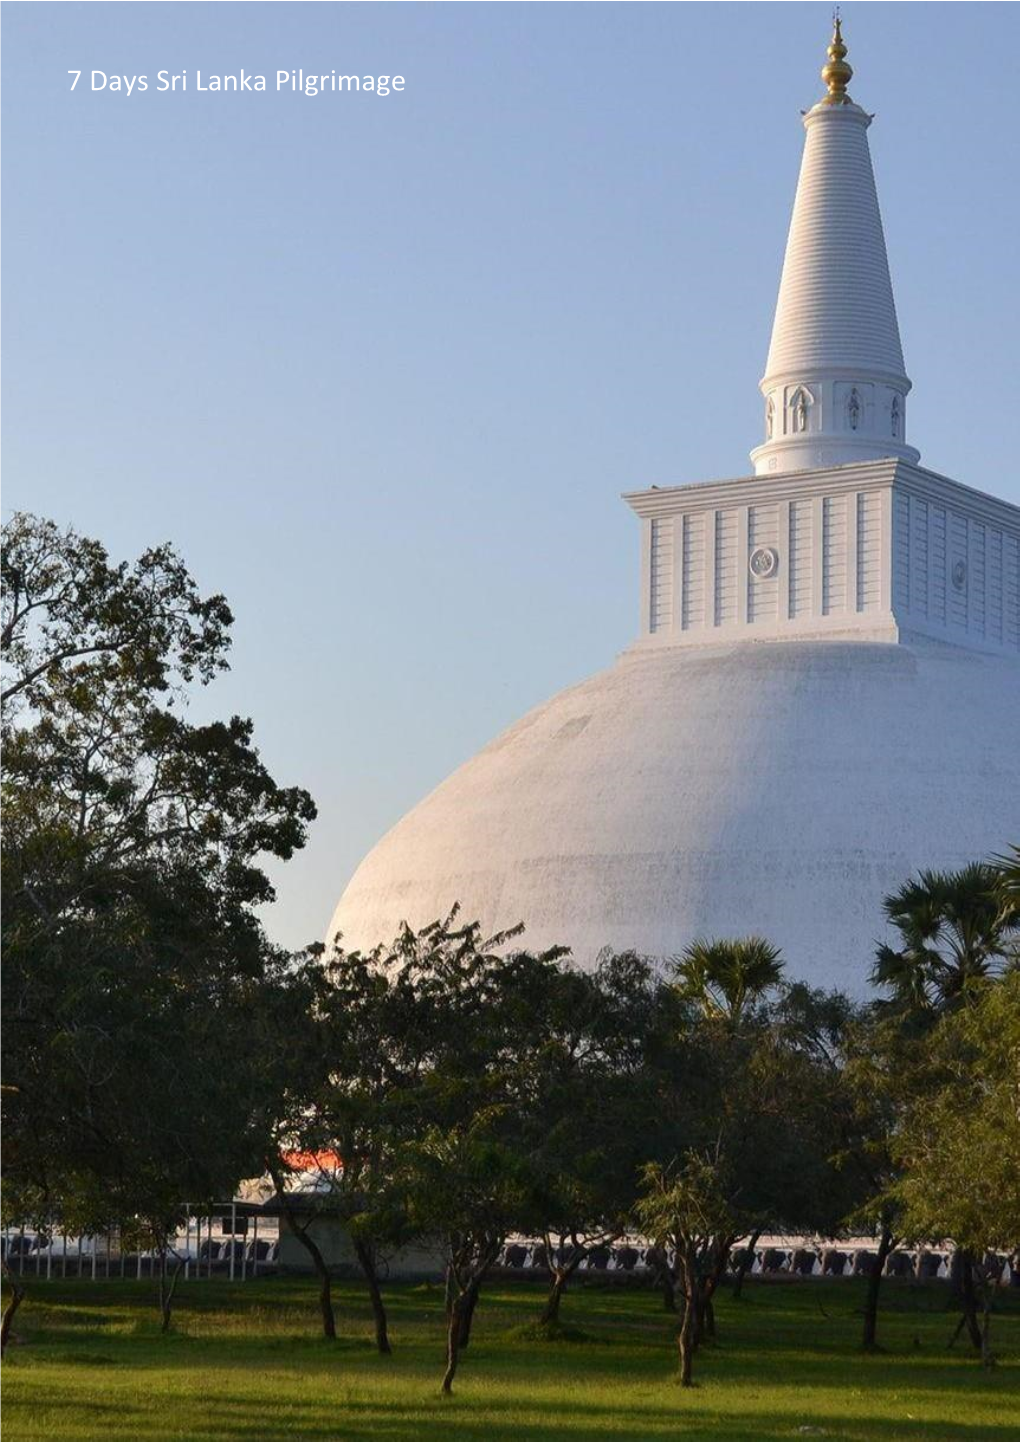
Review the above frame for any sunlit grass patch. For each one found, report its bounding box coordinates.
[3,1277,1018,1441]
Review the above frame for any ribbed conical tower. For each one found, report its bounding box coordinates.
[751,19,919,475]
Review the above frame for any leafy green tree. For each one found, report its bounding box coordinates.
[655,946,762,1316]
[777,986,903,1349]
[1,514,315,1334]
[296,945,417,1355]
[890,974,1020,1366]
[868,861,1020,1350]
[264,912,575,1376]
[261,934,438,1352]
[244,959,345,1342]
[1,511,231,716]
[644,948,857,1352]
[405,1118,538,1394]
[362,916,571,1392]
[636,1154,737,1386]
[521,952,660,1328]
[646,939,786,1326]
[731,984,862,1304]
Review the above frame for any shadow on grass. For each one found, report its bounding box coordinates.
[14,1319,1018,1407]
[9,1387,1020,1442]
[4,1278,1018,1442]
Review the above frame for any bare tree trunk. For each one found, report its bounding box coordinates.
[352,1238,391,1355]
[731,1228,762,1301]
[649,1246,677,1312]
[1,1269,26,1355]
[697,1235,734,1343]
[539,1244,588,1326]
[861,1224,895,1351]
[677,1304,695,1386]
[158,1250,168,1332]
[442,1298,463,1394]
[444,1263,456,1319]
[540,1270,568,1326]
[979,1286,995,1370]
[288,1225,336,1340]
[313,1245,336,1341]
[157,1250,183,1335]
[440,1237,500,1389]
[959,1251,983,1352]
[267,1162,336,1341]
[676,1244,696,1388]
[457,1279,480,1350]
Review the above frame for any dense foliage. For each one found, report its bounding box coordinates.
[1,514,315,1331]
[2,513,1018,1391]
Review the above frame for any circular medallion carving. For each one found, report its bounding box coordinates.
[749,546,779,580]
[952,559,967,591]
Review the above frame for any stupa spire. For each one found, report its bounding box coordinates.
[751,17,919,475]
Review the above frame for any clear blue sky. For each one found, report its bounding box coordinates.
[4,3,1017,950]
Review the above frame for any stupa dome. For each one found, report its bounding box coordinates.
[329,24,1019,989]
[329,638,1019,987]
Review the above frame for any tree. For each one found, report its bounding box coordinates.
[524,952,660,1329]
[872,865,1017,1017]
[363,916,571,1392]
[890,975,1020,1366]
[869,862,1020,1350]
[263,912,576,1377]
[992,845,1020,954]
[724,983,859,1303]
[644,946,856,1354]
[777,984,902,1348]
[0,1265,26,1357]
[261,940,427,1352]
[657,942,770,1328]
[1,511,232,716]
[1,514,315,1333]
[636,1154,737,1387]
[265,1158,341,1343]
[674,937,784,1027]
[642,943,768,1324]
[405,1119,536,1394]
[245,956,346,1344]
[800,996,903,1351]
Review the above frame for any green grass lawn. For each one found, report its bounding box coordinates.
[2,1274,1018,1440]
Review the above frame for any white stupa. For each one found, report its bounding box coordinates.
[330,22,1020,989]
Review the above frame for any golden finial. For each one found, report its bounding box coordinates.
[821,10,853,105]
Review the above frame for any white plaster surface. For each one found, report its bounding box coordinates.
[752,102,919,474]
[329,639,1020,992]
[765,105,905,381]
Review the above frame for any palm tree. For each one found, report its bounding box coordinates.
[674,936,784,1025]
[872,863,1016,1016]
[991,844,1020,944]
